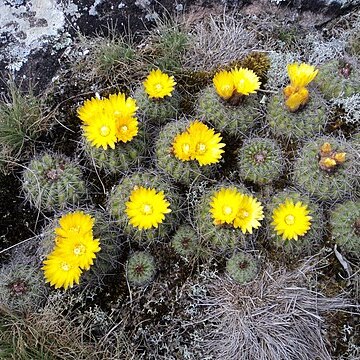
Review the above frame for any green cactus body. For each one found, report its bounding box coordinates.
[266,190,323,255]
[37,209,122,285]
[82,129,146,174]
[267,90,327,139]
[236,137,285,185]
[0,263,47,313]
[171,224,199,259]
[292,137,359,202]
[22,153,86,212]
[107,171,182,245]
[193,183,252,253]
[134,87,180,125]
[314,60,360,100]
[330,199,360,256]
[155,119,216,185]
[197,85,260,137]
[126,251,156,286]
[226,252,258,284]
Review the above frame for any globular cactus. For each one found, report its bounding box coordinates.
[314,60,360,100]
[81,128,147,174]
[107,171,182,245]
[192,183,252,254]
[126,251,156,286]
[171,224,199,260]
[196,85,261,137]
[0,262,47,313]
[329,199,360,257]
[267,90,327,140]
[236,137,285,185]
[37,208,122,286]
[266,189,323,256]
[292,137,359,202]
[155,118,216,185]
[22,153,86,212]
[133,86,181,125]
[226,251,259,284]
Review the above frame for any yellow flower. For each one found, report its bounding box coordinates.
[271,199,312,241]
[287,63,318,89]
[56,234,101,271]
[213,70,235,100]
[143,69,176,99]
[55,211,95,240]
[77,97,107,125]
[42,250,82,290]
[125,186,172,230]
[106,93,138,120]
[334,152,346,164]
[231,67,261,95]
[82,113,117,150]
[187,121,225,166]
[233,194,264,234]
[209,188,243,225]
[285,87,309,112]
[172,131,194,161]
[115,116,139,143]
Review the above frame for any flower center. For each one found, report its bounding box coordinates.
[142,204,153,215]
[285,214,295,225]
[120,125,128,133]
[61,262,71,271]
[197,143,207,154]
[182,143,190,154]
[155,83,163,92]
[223,205,233,215]
[69,226,80,233]
[238,209,249,219]
[73,244,86,256]
[100,125,110,137]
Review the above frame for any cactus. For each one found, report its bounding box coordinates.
[266,189,323,255]
[107,171,182,245]
[226,251,258,284]
[192,182,253,253]
[267,90,327,139]
[155,119,216,185]
[314,60,360,100]
[22,153,86,212]
[236,137,285,185]
[133,86,180,125]
[239,52,270,81]
[37,208,121,285]
[81,128,147,174]
[0,262,47,313]
[171,224,199,259]
[329,199,360,256]
[196,85,260,137]
[126,251,156,286]
[292,137,359,201]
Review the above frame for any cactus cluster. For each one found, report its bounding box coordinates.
[292,137,359,201]
[197,85,261,137]
[22,153,86,212]
[236,137,285,185]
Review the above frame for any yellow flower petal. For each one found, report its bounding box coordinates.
[172,131,194,161]
[231,67,261,95]
[143,69,176,99]
[115,116,139,143]
[285,87,309,112]
[125,186,171,230]
[55,211,95,240]
[287,63,318,89]
[213,70,235,100]
[271,199,312,241]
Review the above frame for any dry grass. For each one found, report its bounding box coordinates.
[195,258,357,360]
